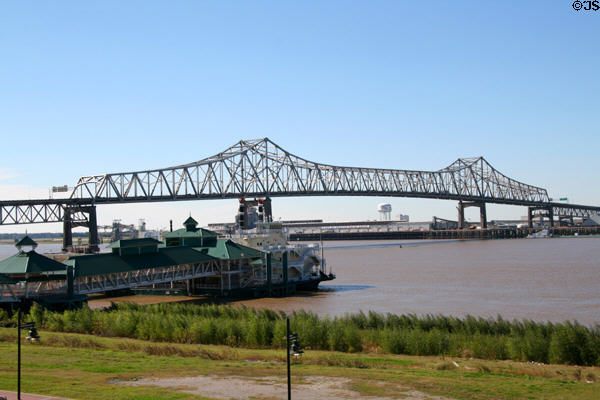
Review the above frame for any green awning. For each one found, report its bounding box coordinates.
[0,251,67,275]
[70,246,217,278]
[193,239,264,260]
[163,227,219,238]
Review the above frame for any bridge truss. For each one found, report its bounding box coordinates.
[1,138,598,226]
[0,200,89,225]
[72,138,553,204]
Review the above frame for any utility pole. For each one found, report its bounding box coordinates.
[285,317,303,400]
[16,309,40,400]
[286,317,291,400]
[17,308,21,400]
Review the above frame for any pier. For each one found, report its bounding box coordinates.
[290,226,600,241]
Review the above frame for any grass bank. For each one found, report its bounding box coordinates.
[2,302,599,366]
[0,328,598,400]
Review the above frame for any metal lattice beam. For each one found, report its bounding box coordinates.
[70,138,553,205]
[0,138,598,225]
[0,201,89,225]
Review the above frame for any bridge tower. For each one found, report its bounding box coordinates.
[62,205,100,253]
[458,201,487,229]
[527,206,554,228]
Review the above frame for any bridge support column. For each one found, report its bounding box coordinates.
[86,206,100,253]
[529,206,555,228]
[62,205,100,253]
[62,207,73,252]
[479,203,487,229]
[458,201,465,229]
[458,201,486,229]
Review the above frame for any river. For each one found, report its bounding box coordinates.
[1,237,598,325]
[235,237,600,325]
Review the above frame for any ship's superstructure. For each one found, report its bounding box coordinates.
[231,221,331,290]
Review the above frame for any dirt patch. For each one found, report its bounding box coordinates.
[87,295,202,309]
[120,374,455,400]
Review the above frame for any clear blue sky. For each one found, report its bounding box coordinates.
[1,1,598,233]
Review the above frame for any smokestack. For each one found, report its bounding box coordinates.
[169,220,173,232]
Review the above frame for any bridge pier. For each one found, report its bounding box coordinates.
[62,207,73,251]
[62,205,100,253]
[480,203,487,229]
[458,201,487,229]
[528,206,554,228]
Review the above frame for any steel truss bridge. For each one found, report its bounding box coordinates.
[1,138,598,243]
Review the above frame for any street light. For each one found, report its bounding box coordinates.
[17,308,40,400]
[286,317,303,400]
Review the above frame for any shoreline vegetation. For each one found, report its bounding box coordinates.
[3,303,598,367]
[0,327,598,400]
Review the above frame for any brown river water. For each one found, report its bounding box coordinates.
[1,237,599,325]
[234,237,600,325]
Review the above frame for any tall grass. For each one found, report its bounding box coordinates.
[13,303,600,366]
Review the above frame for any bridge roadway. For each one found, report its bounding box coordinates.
[1,139,598,249]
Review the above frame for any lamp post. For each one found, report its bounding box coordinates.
[17,308,40,400]
[285,317,303,400]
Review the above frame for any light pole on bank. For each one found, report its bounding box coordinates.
[285,317,303,400]
[17,308,40,400]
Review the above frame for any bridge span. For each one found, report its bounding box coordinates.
[1,138,598,250]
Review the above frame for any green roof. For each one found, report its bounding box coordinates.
[194,239,263,260]
[15,236,38,248]
[108,238,163,249]
[163,227,219,238]
[0,251,67,276]
[69,246,217,278]
[183,216,198,227]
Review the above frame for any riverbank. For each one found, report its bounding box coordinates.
[0,328,597,400]
[7,303,600,366]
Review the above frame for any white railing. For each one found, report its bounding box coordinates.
[75,260,222,295]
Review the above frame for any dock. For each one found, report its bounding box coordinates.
[290,226,600,241]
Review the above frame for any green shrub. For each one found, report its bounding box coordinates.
[21,303,600,366]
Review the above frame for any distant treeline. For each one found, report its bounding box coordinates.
[0,232,87,240]
[3,303,599,366]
